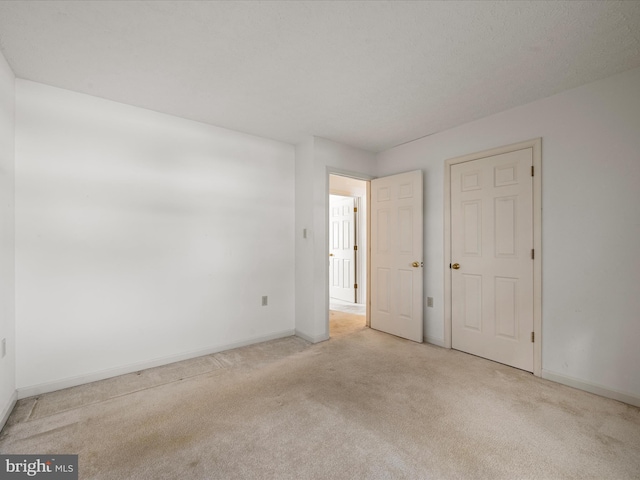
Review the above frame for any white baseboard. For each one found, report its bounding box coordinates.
[17,329,295,400]
[424,335,446,348]
[295,330,329,344]
[1,390,17,432]
[542,369,640,408]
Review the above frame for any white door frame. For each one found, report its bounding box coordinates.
[444,138,542,376]
[326,168,373,330]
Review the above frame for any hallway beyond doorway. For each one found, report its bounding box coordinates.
[330,298,366,316]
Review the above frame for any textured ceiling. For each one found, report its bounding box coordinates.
[0,1,639,152]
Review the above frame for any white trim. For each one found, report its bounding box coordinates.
[295,330,329,344]
[17,329,295,399]
[444,138,542,376]
[1,391,17,432]
[366,181,371,328]
[355,196,363,305]
[424,336,446,348]
[531,139,542,377]
[326,168,375,182]
[542,370,640,408]
[326,167,373,334]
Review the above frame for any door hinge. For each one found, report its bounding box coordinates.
[531,166,534,177]
[354,207,358,213]
[531,249,535,260]
[531,332,535,343]
[354,245,358,251]
[354,283,358,289]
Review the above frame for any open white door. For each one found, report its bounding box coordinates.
[370,170,423,342]
[329,195,357,302]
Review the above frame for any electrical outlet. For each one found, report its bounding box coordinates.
[1,338,6,358]
[262,296,268,306]
[427,297,434,308]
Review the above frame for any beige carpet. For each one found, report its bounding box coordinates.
[2,313,639,479]
[330,309,366,338]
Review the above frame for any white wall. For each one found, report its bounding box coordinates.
[0,50,16,428]
[15,81,295,396]
[377,67,640,404]
[295,137,376,342]
[294,138,316,340]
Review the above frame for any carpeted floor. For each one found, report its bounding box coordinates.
[1,312,639,479]
[329,309,366,338]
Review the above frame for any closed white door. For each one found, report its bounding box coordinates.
[329,195,356,302]
[371,171,423,342]
[451,148,534,371]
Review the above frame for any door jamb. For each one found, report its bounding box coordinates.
[443,138,542,377]
[326,168,373,330]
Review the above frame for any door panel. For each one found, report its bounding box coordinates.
[329,195,356,302]
[462,274,482,331]
[463,201,481,255]
[495,277,518,338]
[451,148,533,371]
[371,170,423,342]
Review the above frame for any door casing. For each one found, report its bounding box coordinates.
[444,138,542,377]
[326,168,373,331]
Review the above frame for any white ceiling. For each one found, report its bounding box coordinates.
[1,1,639,152]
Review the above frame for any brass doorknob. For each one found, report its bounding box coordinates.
[452,263,460,270]
[329,253,334,257]
[412,261,421,268]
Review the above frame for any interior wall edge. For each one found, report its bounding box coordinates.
[424,336,446,348]
[0,391,17,432]
[294,330,329,344]
[541,370,640,409]
[0,45,16,435]
[17,329,295,400]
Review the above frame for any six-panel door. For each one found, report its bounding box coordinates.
[329,195,357,303]
[451,148,534,371]
[371,170,423,343]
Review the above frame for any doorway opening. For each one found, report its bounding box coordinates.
[328,174,368,339]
